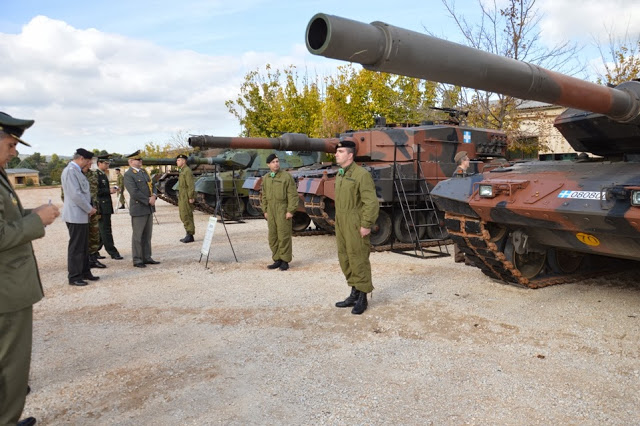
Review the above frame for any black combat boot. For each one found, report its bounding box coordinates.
[181,234,194,243]
[279,261,289,271]
[267,260,282,269]
[351,291,368,315]
[335,286,359,308]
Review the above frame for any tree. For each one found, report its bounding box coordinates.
[441,0,582,152]
[596,30,640,86]
[7,156,20,168]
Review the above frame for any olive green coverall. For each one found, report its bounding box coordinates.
[178,165,195,235]
[261,170,298,263]
[335,162,379,293]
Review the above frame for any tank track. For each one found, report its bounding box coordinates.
[158,194,178,206]
[304,194,335,232]
[445,213,615,289]
[371,239,453,253]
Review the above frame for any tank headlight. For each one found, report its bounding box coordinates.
[631,190,640,206]
[479,184,494,198]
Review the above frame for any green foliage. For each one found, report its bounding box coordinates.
[7,156,20,168]
[597,35,640,85]
[227,64,438,138]
[25,178,34,187]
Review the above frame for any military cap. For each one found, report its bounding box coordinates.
[97,153,113,163]
[176,153,188,160]
[266,153,278,164]
[0,111,35,147]
[126,150,142,160]
[75,148,94,159]
[336,140,356,151]
[454,151,469,164]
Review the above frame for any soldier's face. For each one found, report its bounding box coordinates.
[335,147,352,167]
[176,158,186,168]
[98,161,109,171]
[268,158,280,173]
[0,133,18,167]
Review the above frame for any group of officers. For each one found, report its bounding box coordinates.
[1,111,382,425]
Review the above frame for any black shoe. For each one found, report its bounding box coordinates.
[27,385,31,395]
[336,287,359,308]
[111,254,123,260]
[133,263,147,268]
[90,259,107,269]
[69,280,88,286]
[119,205,125,209]
[279,261,289,271]
[181,234,194,243]
[84,274,100,281]
[351,291,368,315]
[96,253,106,259]
[17,417,36,426]
[144,259,161,265]
[267,260,282,269]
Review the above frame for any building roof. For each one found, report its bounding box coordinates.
[6,168,39,174]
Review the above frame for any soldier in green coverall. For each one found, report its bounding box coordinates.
[115,168,126,209]
[333,139,379,315]
[176,154,195,243]
[261,153,298,271]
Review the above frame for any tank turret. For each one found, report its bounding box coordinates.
[305,13,640,286]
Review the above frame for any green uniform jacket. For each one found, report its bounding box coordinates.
[334,162,379,293]
[0,169,45,313]
[261,170,298,263]
[178,166,195,204]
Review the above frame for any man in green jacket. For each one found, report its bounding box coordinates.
[0,112,60,426]
[176,154,195,243]
[333,139,379,315]
[260,153,298,271]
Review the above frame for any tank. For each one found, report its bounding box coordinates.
[305,13,640,286]
[109,152,251,206]
[189,142,332,225]
[189,120,508,247]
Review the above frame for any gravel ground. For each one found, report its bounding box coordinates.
[15,187,640,425]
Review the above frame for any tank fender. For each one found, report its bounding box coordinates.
[431,175,484,218]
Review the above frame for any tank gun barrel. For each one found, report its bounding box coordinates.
[108,153,251,169]
[188,133,340,153]
[305,13,640,124]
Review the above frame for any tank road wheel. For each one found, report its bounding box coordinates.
[425,210,449,240]
[163,176,179,198]
[370,209,392,246]
[221,197,244,220]
[393,211,426,243]
[292,211,311,232]
[504,239,546,280]
[547,248,584,274]
[245,197,262,217]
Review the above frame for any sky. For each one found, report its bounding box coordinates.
[2,0,640,156]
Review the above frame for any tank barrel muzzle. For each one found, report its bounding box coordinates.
[306,13,640,123]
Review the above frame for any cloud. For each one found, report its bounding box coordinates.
[1,15,322,156]
[539,0,640,44]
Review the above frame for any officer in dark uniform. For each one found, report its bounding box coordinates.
[333,139,379,315]
[123,150,160,268]
[0,112,60,426]
[260,153,299,271]
[96,154,123,259]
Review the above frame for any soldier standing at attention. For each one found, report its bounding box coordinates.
[123,150,160,268]
[96,154,123,259]
[115,167,126,209]
[261,153,298,271]
[176,153,195,243]
[0,112,60,426]
[333,139,379,315]
[85,162,106,269]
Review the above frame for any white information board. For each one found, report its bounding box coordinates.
[200,216,218,256]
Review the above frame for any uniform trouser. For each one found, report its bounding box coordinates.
[118,192,126,206]
[267,206,293,263]
[335,214,374,293]
[88,212,102,255]
[179,201,195,235]
[66,222,90,281]
[131,214,153,264]
[0,306,33,425]
[99,214,119,257]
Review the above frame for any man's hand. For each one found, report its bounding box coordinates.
[149,195,156,206]
[33,204,60,226]
[285,212,293,220]
[264,212,268,220]
[89,207,97,216]
[360,227,371,238]
[189,198,194,204]
[109,187,116,194]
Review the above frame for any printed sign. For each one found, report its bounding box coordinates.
[576,232,600,246]
[557,190,602,200]
[463,130,472,144]
[200,216,218,256]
